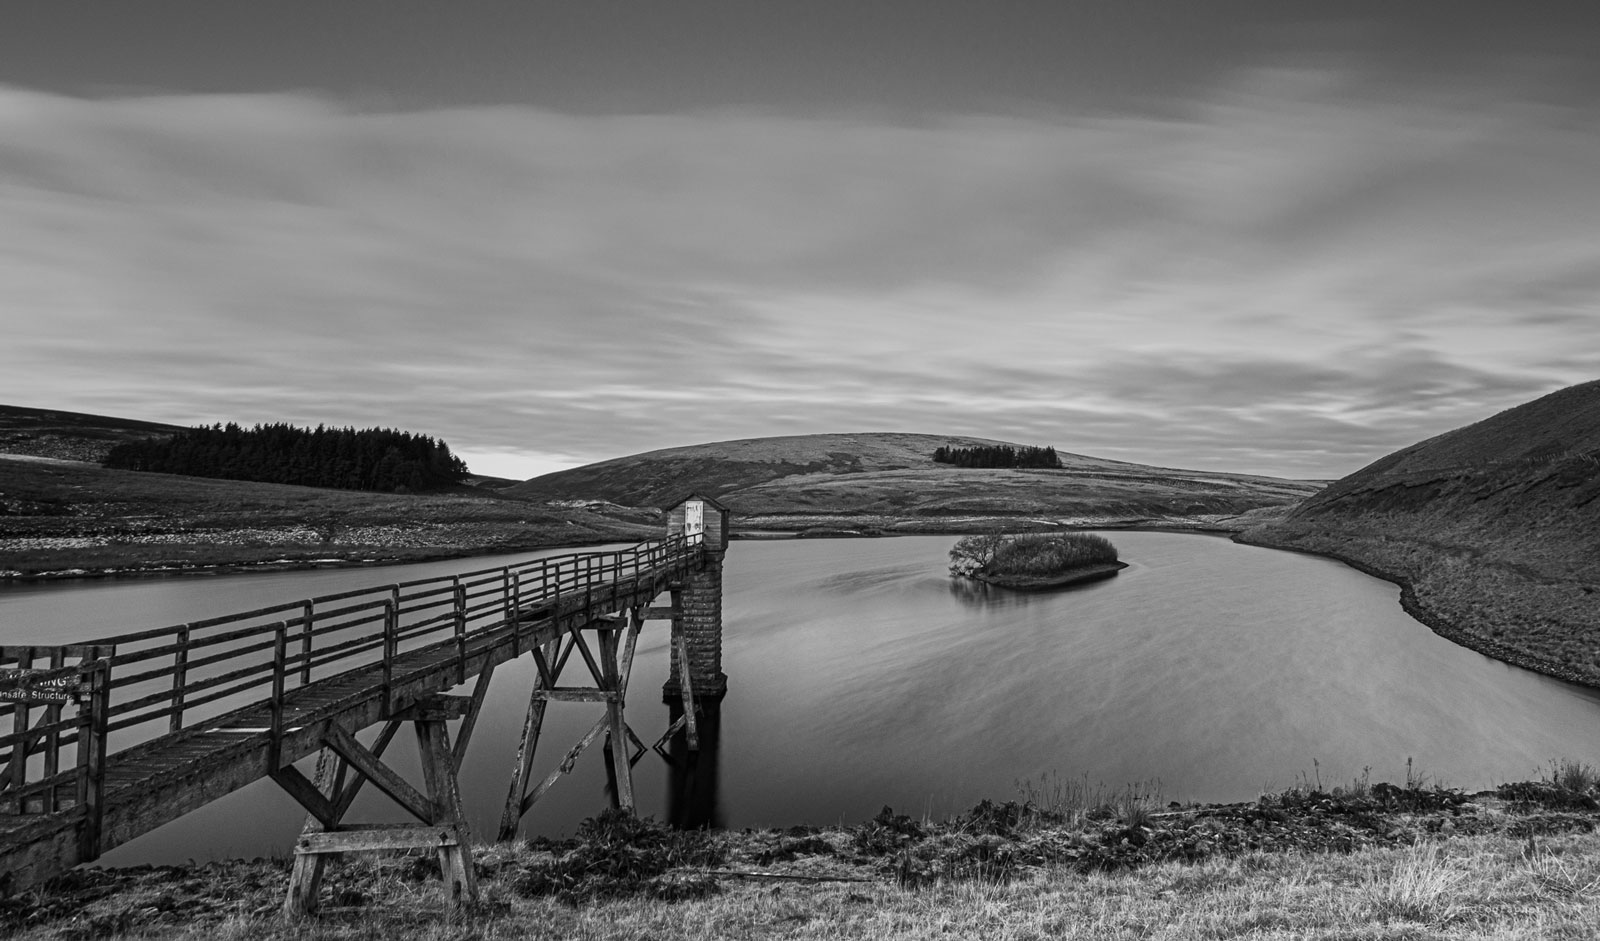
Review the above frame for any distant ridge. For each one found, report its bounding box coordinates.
[508,432,1321,532]
[1244,380,1600,686]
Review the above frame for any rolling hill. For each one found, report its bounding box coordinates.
[507,432,1323,533]
[1242,380,1600,686]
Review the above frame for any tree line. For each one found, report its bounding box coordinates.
[932,444,1061,469]
[103,422,472,493]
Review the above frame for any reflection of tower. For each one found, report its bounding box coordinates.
[665,698,723,829]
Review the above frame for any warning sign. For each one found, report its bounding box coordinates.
[0,668,85,704]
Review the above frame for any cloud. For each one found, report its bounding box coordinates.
[0,66,1597,481]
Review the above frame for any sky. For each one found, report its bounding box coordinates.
[2,2,1598,481]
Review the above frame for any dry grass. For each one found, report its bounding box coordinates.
[13,831,1600,941]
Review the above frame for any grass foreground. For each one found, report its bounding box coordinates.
[8,771,1600,940]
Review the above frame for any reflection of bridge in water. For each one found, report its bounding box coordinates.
[1,495,732,914]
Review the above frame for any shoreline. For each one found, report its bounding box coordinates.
[0,538,624,584]
[1233,530,1600,693]
[0,517,1251,584]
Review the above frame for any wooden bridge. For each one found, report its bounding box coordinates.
[1,496,732,911]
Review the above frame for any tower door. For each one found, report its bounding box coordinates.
[684,499,705,545]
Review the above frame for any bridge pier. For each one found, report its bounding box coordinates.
[496,607,647,841]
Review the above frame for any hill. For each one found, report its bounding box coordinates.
[0,404,184,463]
[1242,380,1600,686]
[0,404,656,578]
[508,432,1322,533]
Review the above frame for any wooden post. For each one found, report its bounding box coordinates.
[416,717,477,911]
[77,657,110,862]
[283,748,341,918]
[170,627,189,734]
[5,648,32,794]
[381,596,396,716]
[42,648,64,812]
[675,632,699,751]
[270,622,288,768]
[498,641,553,841]
[503,568,516,656]
[601,626,634,813]
[300,602,315,687]
[453,580,467,685]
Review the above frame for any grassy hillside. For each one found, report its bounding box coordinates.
[0,456,657,578]
[0,404,184,463]
[0,404,661,577]
[509,433,1321,533]
[1243,380,1600,686]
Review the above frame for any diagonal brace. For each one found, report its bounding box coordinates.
[323,723,436,824]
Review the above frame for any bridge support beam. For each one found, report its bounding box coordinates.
[276,686,488,918]
[497,607,645,841]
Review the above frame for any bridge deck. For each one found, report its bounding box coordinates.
[1,537,701,893]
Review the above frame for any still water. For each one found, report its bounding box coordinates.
[4,532,1600,865]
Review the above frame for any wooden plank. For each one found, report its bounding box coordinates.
[268,766,337,829]
[498,672,549,842]
[618,607,643,689]
[451,661,494,771]
[602,629,634,813]
[641,607,681,620]
[297,825,460,855]
[330,719,401,820]
[565,625,607,687]
[676,633,700,751]
[534,688,615,703]
[520,714,609,815]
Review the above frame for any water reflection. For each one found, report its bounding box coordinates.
[664,699,723,830]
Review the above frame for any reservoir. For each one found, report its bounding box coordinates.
[5,532,1600,865]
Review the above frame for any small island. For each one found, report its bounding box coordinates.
[949,531,1127,590]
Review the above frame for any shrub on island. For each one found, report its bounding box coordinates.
[949,532,1125,590]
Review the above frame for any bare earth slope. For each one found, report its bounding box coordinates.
[1243,380,1600,686]
[509,433,1321,533]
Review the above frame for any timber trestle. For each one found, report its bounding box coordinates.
[2,494,731,912]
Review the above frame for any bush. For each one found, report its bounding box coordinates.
[509,809,723,904]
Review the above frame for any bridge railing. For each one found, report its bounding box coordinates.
[0,534,700,819]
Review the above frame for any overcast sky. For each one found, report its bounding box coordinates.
[2,2,1597,480]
